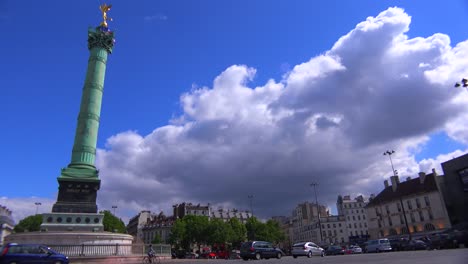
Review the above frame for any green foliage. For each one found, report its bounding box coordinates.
[13,214,42,233]
[151,233,162,244]
[100,210,126,233]
[169,219,188,250]
[169,215,284,250]
[206,218,233,245]
[245,217,285,243]
[228,218,247,248]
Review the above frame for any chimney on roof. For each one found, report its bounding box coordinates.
[419,172,426,184]
[390,175,399,192]
[432,168,437,176]
[406,176,411,181]
[384,180,389,188]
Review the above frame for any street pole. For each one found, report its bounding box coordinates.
[112,205,117,215]
[35,202,42,215]
[248,195,254,217]
[383,150,411,240]
[310,182,323,243]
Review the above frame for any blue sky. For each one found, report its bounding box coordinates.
[1,0,468,223]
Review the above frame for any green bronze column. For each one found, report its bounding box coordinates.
[52,17,115,214]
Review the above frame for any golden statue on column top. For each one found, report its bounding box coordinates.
[99,3,112,28]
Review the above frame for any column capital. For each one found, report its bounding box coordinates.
[88,27,115,54]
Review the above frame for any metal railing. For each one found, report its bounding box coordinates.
[48,243,171,257]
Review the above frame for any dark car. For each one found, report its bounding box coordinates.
[324,245,345,255]
[240,241,284,260]
[389,238,409,251]
[402,240,428,251]
[0,243,69,264]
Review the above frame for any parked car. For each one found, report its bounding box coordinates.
[389,237,409,251]
[0,243,69,264]
[347,245,363,254]
[402,239,428,251]
[324,245,345,255]
[240,241,284,260]
[364,239,392,253]
[291,242,324,258]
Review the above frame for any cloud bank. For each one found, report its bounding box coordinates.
[5,7,468,223]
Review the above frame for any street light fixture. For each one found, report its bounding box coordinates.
[382,150,411,240]
[454,78,468,88]
[112,205,117,215]
[247,195,254,217]
[34,202,42,215]
[310,182,323,243]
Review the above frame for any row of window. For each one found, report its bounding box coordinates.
[377,209,434,227]
[322,223,342,229]
[343,203,365,208]
[377,196,431,216]
[347,209,365,214]
[347,214,366,221]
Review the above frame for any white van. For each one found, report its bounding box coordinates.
[365,239,392,253]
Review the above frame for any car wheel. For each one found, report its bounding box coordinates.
[376,248,380,253]
[242,257,249,261]
[293,255,297,258]
[255,253,261,260]
[276,252,282,259]
[321,251,325,257]
[307,251,312,258]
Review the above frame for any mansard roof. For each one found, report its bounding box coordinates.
[366,173,440,207]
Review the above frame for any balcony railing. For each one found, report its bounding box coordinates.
[47,243,171,257]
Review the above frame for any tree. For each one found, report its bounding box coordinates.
[100,210,126,233]
[169,219,188,250]
[151,233,162,244]
[245,217,263,241]
[264,219,285,243]
[206,218,232,246]
[227,218,247,248]
[13,215,42,233]
[183,215,210,248]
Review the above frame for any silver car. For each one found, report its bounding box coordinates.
[365,239,392,253]
[291,242,325,258]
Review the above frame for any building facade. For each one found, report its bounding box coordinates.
[210,208,251,223]
[291,202,328,244]
[337,195,369,244]
[127,211,154,242]
[141,213,174,244]
[173,203,210,219]
[366,171,451,239]
[0,205,14,246]
[320,215,348,245]
[441,153,468,225]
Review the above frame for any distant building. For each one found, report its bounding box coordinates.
[141,212,174,244]
[337,195,369,244]
[127,211,154,242]
[441,153,468,225]
[320,215,348,245]
[173,203,210,219]
[366,171,451,239]
[291,201,328,244]
[271,216,294,250]
[210,208,252,224]
[0,205,14,246]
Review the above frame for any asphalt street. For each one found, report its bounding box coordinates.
[159,248,468,264]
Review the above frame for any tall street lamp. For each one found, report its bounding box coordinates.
[34,202,42,215]
[454,78,468,89]
[112,205,118,215]
[383,150,411,240]
[247,195,254,217]
[310,182,323,243]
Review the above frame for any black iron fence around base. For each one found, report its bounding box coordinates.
[48,243,171,257]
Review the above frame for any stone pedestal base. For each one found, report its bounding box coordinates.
[40,213,104,232]
[4,231,134,256]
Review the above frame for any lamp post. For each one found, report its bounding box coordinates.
[383,150,411,240]
[454,78,468,90]
[112,205,117,215]
[34,202,42,215]
[247,195,254,217]
[310,182,323,243]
